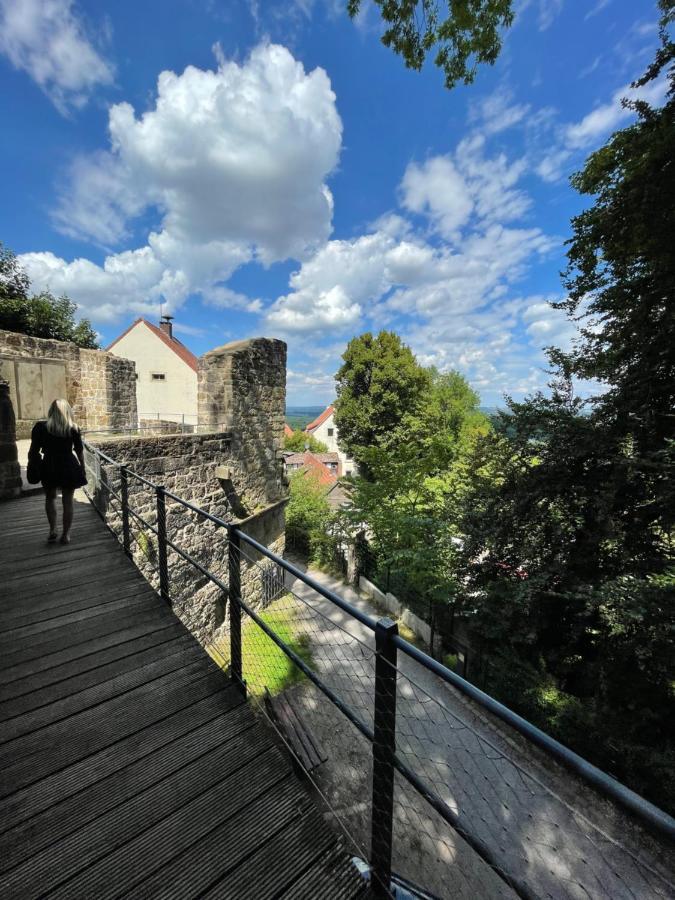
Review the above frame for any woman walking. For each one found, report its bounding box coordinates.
[28,399,87,544]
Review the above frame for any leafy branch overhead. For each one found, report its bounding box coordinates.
[347,0,514,88]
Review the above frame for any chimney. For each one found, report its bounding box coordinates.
[159,314,174,339]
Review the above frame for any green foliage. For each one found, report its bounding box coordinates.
[283,430,329,453]
[0,242,99,348]
[334,331,430,472]
[459,16,675,812]
[347,0,514,89]
[343,357,490,621]
[286,470,332,559]
[211,597,314,697]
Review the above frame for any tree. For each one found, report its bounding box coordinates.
[0,243,99,349]
[334,331,430,472]
[459,5,675,811]
[347,0,514,89]
[285,470,332,560]
[283,431,329,453]
[344,361,490,635]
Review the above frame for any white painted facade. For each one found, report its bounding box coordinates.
[108,320,198,425]
[307,408,357,476]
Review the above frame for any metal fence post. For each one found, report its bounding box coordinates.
[228,528,246,696]
[156,485,170,604]
[120,466,131,556]
[370,617,398,896]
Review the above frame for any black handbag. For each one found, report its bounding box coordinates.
[26,455,42,484]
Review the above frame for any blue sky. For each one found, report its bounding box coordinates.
[0,0,665,406]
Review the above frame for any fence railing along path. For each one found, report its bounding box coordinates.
[83,440,675,900]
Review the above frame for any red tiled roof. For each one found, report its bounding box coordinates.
[284,423,294,437]
[107,318,199,373]
[305,404,334,432]
[299,451,337,487]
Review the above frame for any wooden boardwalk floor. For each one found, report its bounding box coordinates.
[0,493,369,900]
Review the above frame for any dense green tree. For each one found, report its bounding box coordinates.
[0,243,99,349]
[347,1,514,89]
[283,431,329,453]
[460,4,675,811]
[285,470,333,561]
[334,331,430,472]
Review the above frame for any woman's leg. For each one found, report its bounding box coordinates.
[61,489,75,543]
[45,487,58,539]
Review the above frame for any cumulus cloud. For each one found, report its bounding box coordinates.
[265,139,555,356]
[0,0,113,112]
[21,43,342,321]
[400,135,530,239]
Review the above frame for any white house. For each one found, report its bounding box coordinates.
[305,404,357,476]
[107,316,198,426]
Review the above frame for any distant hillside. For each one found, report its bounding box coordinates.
[285,406,326,431]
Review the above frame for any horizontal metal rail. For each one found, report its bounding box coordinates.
[82,439,675,846]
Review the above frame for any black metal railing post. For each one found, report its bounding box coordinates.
[228,528,246,696]
[370,617,398,896]
[120,466,131,556]
[156,485,170,604]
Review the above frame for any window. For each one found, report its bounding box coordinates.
[151,373,166,381]
[327,427,334,436]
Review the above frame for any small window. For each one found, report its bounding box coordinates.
[327,427,334,437]
[151,373,166,381]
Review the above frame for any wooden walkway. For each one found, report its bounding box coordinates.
[0,493,369,900]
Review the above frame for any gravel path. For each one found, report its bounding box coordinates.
[279,567,675,900]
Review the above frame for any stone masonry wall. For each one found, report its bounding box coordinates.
[88,431,286,645]
[0,381,21,500]
[198,337,287,508]
[0,329,137,437]
[87,337,288,646]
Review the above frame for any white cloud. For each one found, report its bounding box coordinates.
[0,0,113,112]
[536,76,668,181]
[538,0,564,31]
[265,139,556,346]
[469,87,530,135]
[565,78,667,148]
[400,136,530,239]
[585,0,611,20]
[22,43,342,320]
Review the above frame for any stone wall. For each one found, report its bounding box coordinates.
[198,337,287,508]
[0,381,21,500]
[88,430,286,645]
[0,329,137,437]
[83,335,288,644]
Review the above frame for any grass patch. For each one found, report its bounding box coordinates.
[209,595,314,697]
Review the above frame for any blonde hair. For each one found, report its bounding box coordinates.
[46,399,78,437]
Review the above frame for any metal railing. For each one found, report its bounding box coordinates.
[82,439,675,900]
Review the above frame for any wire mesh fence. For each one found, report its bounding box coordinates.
[82,441,675,900]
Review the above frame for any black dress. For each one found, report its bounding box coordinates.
[29,421,87,490]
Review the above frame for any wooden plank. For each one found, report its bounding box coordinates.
[0,616,180,686]
[0,591,160,644]
[204,804,338,900]
[0,681,237,833]
[38,750,292,900]
[0,662,213,796]
[0,622,183,700]
[0,726,274,898]
[0,602,172,670]
[277,847,370,899]
[0,630,195,723]
[0,705,254,875]
[130,779,314,900]
[0,638,203,743]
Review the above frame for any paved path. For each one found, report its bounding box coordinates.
[0,494,369,900]
[283,566,675,900]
